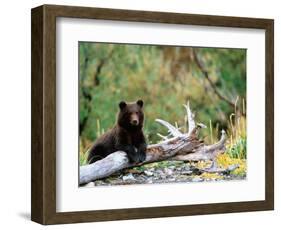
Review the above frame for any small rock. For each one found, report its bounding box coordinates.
[95,180,107,186]
[123,173,135,181]
[184,165,191,171]
[147,178,153,184]
[181,170,193,175]
[192,177,204,182]
[144,170,154,176]
[159,172,167,179]
[164,168,173,176]
[83,182,95,187]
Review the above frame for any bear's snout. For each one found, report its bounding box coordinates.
[132,119,138,125]
[130,113,139,126]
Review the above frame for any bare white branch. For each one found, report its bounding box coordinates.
[156,133,169,140]
[183,101,196,135]
[197,123,207,129]
[205,129,226,152]
[155,119,183,137]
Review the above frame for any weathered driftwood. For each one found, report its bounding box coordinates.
[80,102,232,185]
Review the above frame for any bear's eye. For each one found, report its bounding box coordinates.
[135,111,139,115]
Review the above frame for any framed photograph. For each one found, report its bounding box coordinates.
[31,4,274,224]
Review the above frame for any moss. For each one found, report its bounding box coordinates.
[201,172,224,180]
[216,154,246,176]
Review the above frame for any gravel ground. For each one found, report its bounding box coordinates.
[81,161,246,187]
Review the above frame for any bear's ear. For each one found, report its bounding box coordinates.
[137,99,144,108]
[119,101,127,110]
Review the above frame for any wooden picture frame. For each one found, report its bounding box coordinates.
[31,4,274,225]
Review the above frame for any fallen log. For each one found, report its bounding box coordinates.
[80,102,233,185]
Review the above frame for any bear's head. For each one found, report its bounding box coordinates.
[117,99,144,131]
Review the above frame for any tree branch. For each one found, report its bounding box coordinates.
[93,49,114,86]
[192,48,235,108]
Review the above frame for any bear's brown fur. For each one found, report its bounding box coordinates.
[87,100,147,164]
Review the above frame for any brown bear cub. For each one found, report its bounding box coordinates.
[87,100,147,164]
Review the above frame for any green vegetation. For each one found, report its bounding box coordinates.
[79,42,247,175]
